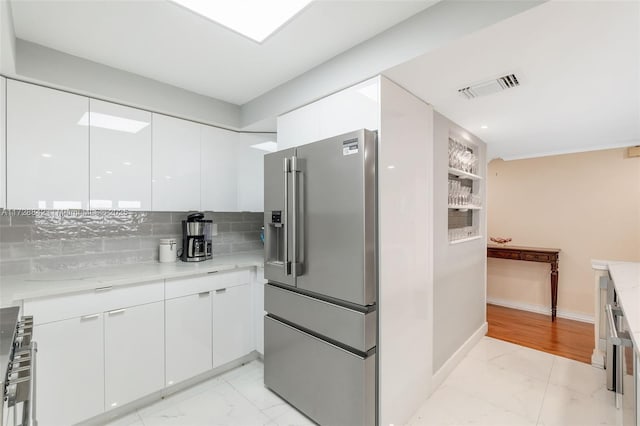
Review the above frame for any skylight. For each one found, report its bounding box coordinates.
[172,0,313,43]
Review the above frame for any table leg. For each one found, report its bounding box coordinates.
[551,261,559,321]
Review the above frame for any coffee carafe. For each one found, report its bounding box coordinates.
[181,212,213,262]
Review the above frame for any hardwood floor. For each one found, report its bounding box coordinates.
[486,304,594,364]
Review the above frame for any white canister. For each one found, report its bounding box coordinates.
[159,238,177,263]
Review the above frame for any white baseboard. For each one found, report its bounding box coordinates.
[487,297,594,324]
[432,322,488,391]
[81,352,259,426]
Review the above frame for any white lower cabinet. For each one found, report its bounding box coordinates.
[26,269,257,425]
[255,267,266,355]
[104,301,165,409]
[35,314,105,426]
[165,292,213,385]
[213,284,254,367]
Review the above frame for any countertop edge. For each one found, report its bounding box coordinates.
[599,260,640,353]
[0,252,265,305]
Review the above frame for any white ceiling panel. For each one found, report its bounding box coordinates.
[385,0,640,160]
[11,0,437,104]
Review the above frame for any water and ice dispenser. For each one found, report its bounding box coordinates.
[265,210,290,274]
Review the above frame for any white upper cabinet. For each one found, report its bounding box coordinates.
[277,77,380,150]
[236,133,274,212]
[0,77,5,209]
[89,99,152,210]
[152,113,201,211]
[7,80,89,209]
[201,125,238,211]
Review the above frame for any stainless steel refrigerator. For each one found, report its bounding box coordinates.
[263,129,377,426]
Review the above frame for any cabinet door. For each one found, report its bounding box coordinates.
[255,267,266,354]
[165,292,212,385]
[35,314,104,426]
[89,99,152,210]
[213,283,254,367]
[201,125,237,211]
[236,133,272,212]
[152,114,200,211]
[7,80,89,209]
[317,78,380,140]
[104,301,164,409]
[276,77,379,150]
[1,77,5,208]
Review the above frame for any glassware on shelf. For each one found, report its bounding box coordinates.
[448,226,479,242]
[448,137,478,175]
[448,179,479,207]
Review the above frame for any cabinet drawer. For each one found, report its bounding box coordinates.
[489,250,521,260]
[165,269,251,299]
[264,316,375,426]
[24,280,164,325]
[265,284,376,352]
[522,253,552,262]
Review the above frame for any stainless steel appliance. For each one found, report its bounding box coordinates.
[263,129,377,426]
[1,307,37,426]
[181,212,213,262]
[605,276,637,425]
[606,274,617,391]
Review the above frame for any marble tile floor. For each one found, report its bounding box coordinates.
[408,337,619,426]
[106,337,619,426]
[105,360,314,426]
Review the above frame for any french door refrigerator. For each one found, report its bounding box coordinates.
[263,129,377,426]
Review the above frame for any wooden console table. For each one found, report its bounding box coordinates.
[487,244,561,321]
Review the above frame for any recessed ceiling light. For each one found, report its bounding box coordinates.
[41,153,52,158]
[78,112,150,134]
[123,161,132,166]
[481,125,488,129]
[171,0,313,43]
[250,141,278,152]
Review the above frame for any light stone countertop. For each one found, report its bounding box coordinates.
[597,260,640,353]
[0,251,264,307]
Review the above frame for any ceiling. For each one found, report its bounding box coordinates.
[10,0,436,105]
[385,0,640,160]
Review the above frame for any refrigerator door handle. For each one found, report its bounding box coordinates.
[291,156,302,279]
[291,155,299,278]
[606,304,632,347]
[283,157,291,276]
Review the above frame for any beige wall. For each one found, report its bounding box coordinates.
[487,148,640,319]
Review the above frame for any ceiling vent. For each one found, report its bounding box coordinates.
[458,74,520,100]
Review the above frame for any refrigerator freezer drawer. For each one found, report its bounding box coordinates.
[265,284,376,352]
[264,316,375,426]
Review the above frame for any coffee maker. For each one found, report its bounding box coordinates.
[181,213,213,262]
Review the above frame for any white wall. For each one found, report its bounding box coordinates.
[241,0,544,128]
[487,149,640,321]
[12,40,242,129]
[0,0,16,74]
[378,76,434,425]
[432,112,487,372]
